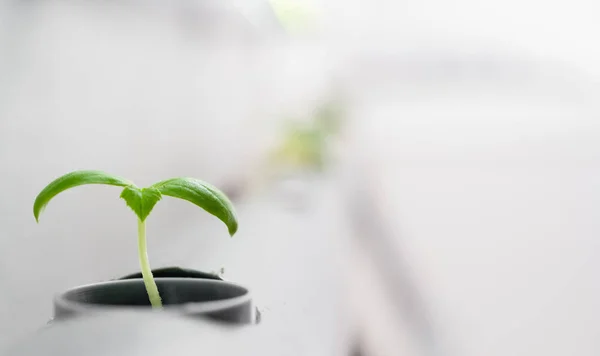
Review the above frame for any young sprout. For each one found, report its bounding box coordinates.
[33,170,238,309]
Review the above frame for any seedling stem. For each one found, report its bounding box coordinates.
[138,218,162,308]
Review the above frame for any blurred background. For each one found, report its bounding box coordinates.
[1,0,599,355]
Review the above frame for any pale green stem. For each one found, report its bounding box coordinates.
[137,218,163,308]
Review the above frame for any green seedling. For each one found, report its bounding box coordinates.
[33,170,238,309]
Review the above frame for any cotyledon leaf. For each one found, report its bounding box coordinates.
[33,170,133,222]
[151,177,238,236]
[120,187,162,222]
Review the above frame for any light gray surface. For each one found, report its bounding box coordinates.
[343,58,600,356]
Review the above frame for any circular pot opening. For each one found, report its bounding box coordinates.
[55,278,253,324]
[63,278,246,306]
[118,266,224,281]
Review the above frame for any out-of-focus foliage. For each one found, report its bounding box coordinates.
[269,98,346,172]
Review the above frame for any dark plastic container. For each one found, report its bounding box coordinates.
[53,269,254,324]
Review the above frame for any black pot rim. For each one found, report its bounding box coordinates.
[54,278,252,315]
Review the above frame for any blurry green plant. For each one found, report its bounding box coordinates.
[33,170,238,309]
[270,98,346,172]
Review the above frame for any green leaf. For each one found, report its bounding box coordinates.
[120,187,162,222]
[33,170,133,222]
[151,177,238,236]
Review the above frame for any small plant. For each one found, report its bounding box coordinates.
[33,170,238,309]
